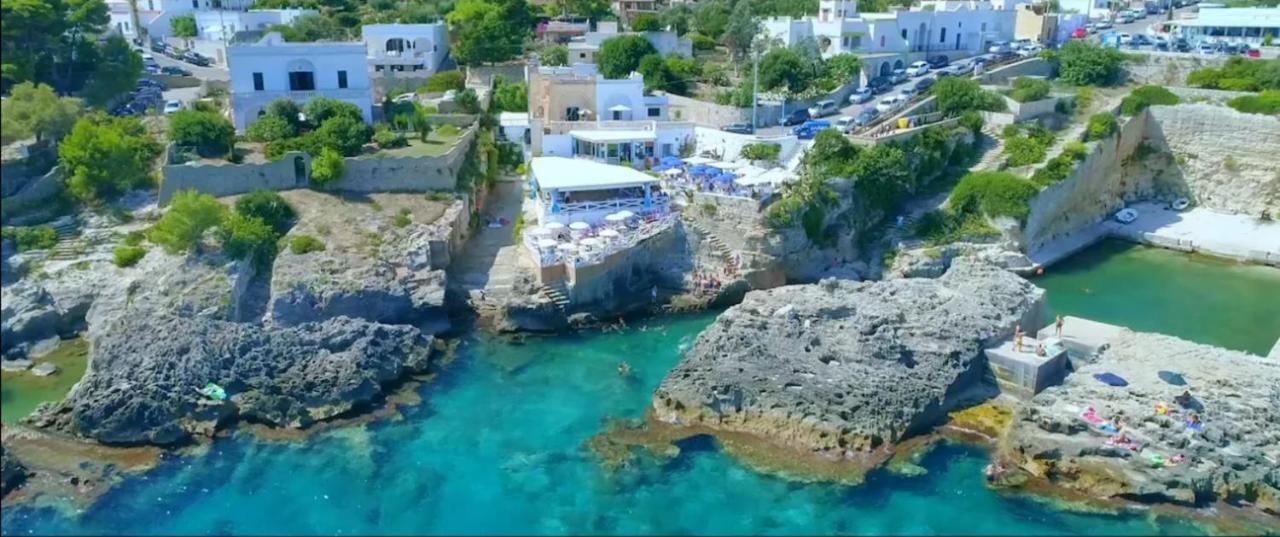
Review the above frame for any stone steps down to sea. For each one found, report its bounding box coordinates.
[1001,330,1280,518]
[652,258,1046,472]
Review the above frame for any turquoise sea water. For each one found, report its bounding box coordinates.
[1035,239,1280,356]
[2,313,1206,535]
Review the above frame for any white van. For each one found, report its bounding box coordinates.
[808,99,839,118]
[875,95,904,114]
[834,116,857,133]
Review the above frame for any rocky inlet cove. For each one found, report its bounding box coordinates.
[3,1,1280,535]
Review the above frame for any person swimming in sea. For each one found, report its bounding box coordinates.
[617,361,632,378]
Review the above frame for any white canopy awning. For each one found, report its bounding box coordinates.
[568,130,656,143]
[569,221,591,230]
[608,104,631,112]
[604,213,628,222]
[737,168,797,187]
[530,157,660,192]
[527,227,552,237]
[684,156,715,165]
[536,239,558,248]
[544,222,566,230]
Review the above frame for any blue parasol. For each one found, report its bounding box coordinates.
[713,172,738,182]
[1093,372,1129,387]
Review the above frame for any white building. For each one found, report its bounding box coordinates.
[1166,7,1280,44]
[106,0,264,40]
[1056,0,1114,20]
[226,32,373,131]
[363,23,450,75]
[566,21,693,65]
[528,157,668,226]
[523,59,693,165]
[762,0,1023,79]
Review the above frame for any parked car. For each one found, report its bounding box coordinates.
[141,53,159,72]
[926,55,949,69]
[781,108,811,126]
[1072,26,1089,39]
[792,120,833,140]
[905,61,930,77]
[807,99,839,118]
[875,95,905,114]
[987,41,1011,54]
[888,69,908,84]
[722,122,754,134]
[834,115,857,134]
[160,65,192,76]
[162,100,184,115]
[1247,46,1262,58]
[1094,21,1113,30]
[1196,41,1217,55]
[854,108,880,127]
[913,77,936,93]
[1017,44,1042,57]
[183,51,211,66]
[848,87,874,104]
[867,76,892,94]
[149,40,167,54]
[1172,38,1192,52]
[138,78,166,90]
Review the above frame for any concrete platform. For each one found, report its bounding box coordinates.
[1036,315,1126,359]
[985,335,1070,397]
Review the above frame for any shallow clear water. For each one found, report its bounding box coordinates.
[2,313,1206,535]
[1,338,89,425]
[1035,239,1280,356]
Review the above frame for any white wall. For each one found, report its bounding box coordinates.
[363,23,450,74]
[542,134,574,157]
[595,76,648,121]
[227,33,373,130]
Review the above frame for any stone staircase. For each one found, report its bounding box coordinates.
[46,218,86,260]
[685,219,733,263]
[970,128,1006,172]
[537,281,570,311]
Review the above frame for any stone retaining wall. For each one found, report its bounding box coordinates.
[1122,53,1227,86]
[160,152,311,204]
[329,127,476,193]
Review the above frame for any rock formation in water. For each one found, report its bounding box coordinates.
[1,445,29,496]
[6,193,463,444]
[1001,330,1280,517]
[652,258,1045,467]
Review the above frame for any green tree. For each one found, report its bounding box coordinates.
[169,110,235,158]
[561,0,609,18]
[455,88,481,114]
[270,13,349,41]
[149,190,229,254]
[221,213,279,264]
[1056,40,1123,86]
[1009,77,1052,102]
[659,4,694,35]
[448,0,528,65]
[631,13,662,31]
[759,47,811,92]
[1228,90,1280,115]
[802,128,860,179]
[0,82,83,144]
[722,0,758,63]
[823,54,861,85]
[310,147,345,186]
[245,114,297,143]
[538,44,569,66]
[931,77,1006,116]
[851,144,910,211]
[950,171,1039,222]
[170,14,198,47]
[80,35,143,107]
[598,35,659,79]
[266,99,304,131]
[694,0,731,39]
[304,97,364,126]
[59,114,160,203]
[637,54,675,93]
[1119,85,1179,115]
[234,190,296,234]
[313,115,371,156]
[493,80,528,112]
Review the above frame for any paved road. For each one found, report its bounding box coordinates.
[140,45,230,81]
[755,68,947,137]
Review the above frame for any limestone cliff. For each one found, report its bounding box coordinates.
[652,259,1045,470]
[1001,330,1280,519]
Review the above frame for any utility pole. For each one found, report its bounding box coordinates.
[751,46,760,131]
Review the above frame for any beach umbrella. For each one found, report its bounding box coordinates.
[614,210,635,219]
[544,222,566,231]
[662,168,682,176]
[1093,372,1129,387]
[599,228,620,238]
[536,239,558,249]
[527,227,552,238]
[713,172,738,183]
[604,212,628,223]
[569,221,590,231]
[580,237,602,247]
[704,166,722,176]
[556,243,578,252]
[661,156,683,165]
[1158,370,1187,386]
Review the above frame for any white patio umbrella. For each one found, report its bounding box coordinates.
[556,243,578,252]
[527,227,552,238]
[599,228,620,238]
[569,221,591,231]
[614,210,635,219]
[536,239,558,249]
[543,222,566,231]
[604,212,628,223]
[662,168,682,176]
[579,237,602,248]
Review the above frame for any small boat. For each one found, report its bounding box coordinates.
[1171,197,1190,211]
[1114,208,1138,224]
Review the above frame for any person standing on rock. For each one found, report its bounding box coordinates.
[1055,315,1065,337]
[1014,324,1025,352]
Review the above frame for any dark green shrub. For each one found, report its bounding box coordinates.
[1119,85,1180,116]
[950,171,1039,222]
[1,225,58,251]
[393,208,412,228]
[313,115,371,157]
[1085,112,1118,141]
[310,147,345,186]
[424,70,465,92]
[373,124,408,149]
[289,234,325,255]
[149,190,228,254]
[168,110,235,157]
[959,111,984,134]
[245,114,297,143]
[234,190,295,234]
[112,245,147,267]
[1009,77,1052,103]
[221,213,278,263]
[1228,90,1280,115]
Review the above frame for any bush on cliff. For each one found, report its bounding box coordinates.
[112,245,147,267]
[1002,124,1056,167]
[1008,77,1052,103]
[168,110,235,158]
[310,148,345,187]
[423,70,465,93]
[149,190,229,254]
[1,225,58,252]
[740,142,781,162]
[1119,85,1180,116]
[1055,41,1124,86]
[1085,112,1118,141]
[289,234,325,255]
[234,190,295,235]
[950,171,1039,223]
[221,213,279,264]
[1186,57,1280,92]
[932,77,1007,117]
[59,114,161,203]
[1228,90,1280,115]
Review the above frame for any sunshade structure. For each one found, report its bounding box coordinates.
[604,213,629,223]
[569,221,591,230]
[1093,372,1129,387]
[579,237,603,247]
[536,239,558,249]
[599,228,620,238]
[543,222,566,231]
[527,227,552,238]
[1158,370,1187,386]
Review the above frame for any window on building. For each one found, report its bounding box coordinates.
[191,0,197,8]
[647,107,660,117]
[662,143,672,156]
[880,35,886,47]
[579,53,587,59]
[566,107,580,121]
[940,28,947,43]
[288,71,315,91]
[338,70,348,89]
[901,29,907,40]
[252,72,264,91]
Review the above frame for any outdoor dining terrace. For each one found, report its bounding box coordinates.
[522,209,676,271]
[653,156,797,202]
[528,157,671,226]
